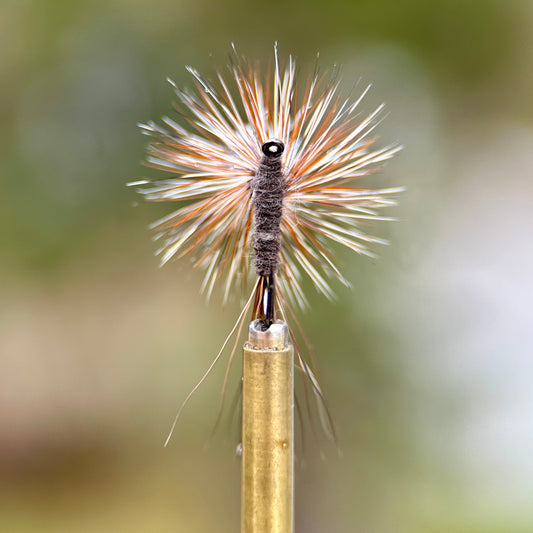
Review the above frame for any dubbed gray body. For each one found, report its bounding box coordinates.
[252,140,285,278]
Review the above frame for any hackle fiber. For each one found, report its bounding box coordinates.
[133,45,402,309]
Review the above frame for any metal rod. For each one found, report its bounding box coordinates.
[241,319,294,533]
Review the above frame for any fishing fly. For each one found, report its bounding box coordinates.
[131,45,401,444]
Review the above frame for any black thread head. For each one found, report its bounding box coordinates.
[261,139,284,158]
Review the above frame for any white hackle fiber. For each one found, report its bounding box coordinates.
[133,45,402,308]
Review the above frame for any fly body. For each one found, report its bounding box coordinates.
[252,139,285,327]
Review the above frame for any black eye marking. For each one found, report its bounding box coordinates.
[261,139,285,158]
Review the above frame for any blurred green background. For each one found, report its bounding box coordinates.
[1,0,532,531]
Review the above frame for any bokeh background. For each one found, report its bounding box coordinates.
[2,0,532,531]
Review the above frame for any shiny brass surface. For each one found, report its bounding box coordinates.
[241,321,294,533]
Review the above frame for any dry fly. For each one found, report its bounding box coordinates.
[130,45,402,446]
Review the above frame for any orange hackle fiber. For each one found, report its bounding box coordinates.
[133,45,402,310]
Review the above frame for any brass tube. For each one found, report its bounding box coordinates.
[241,320,294,533]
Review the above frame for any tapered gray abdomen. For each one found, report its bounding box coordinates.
[252,141,285,277]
